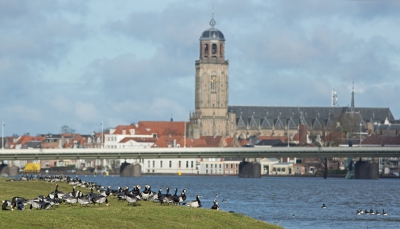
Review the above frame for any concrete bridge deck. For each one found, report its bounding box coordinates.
[1,147,399,160]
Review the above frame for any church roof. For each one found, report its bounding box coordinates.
[228,106,394,128]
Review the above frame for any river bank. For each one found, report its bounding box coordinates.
[0,177,282,229]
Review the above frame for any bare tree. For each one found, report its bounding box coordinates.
[61,125,76,134]
[338,112,361,140]
[323,129,343,147]
[319,158,328,179]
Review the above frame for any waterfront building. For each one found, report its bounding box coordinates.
[270,162,293,175]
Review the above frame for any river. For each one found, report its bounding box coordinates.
[62,175,400,229]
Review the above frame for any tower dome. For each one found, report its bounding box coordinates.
[200,9,225,41]
[200,28,225,41]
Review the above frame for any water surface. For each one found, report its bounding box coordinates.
[68,175,400,229]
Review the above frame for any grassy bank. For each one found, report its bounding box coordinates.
[0,178,282,229]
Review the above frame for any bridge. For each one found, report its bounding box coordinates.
[1,146,400,160]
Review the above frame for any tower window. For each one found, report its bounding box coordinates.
[210,74,217,93]
[212,44,217,54]
[204,44,209,55]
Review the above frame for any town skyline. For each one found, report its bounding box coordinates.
[1,0,399,136]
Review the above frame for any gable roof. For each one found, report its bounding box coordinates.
[15,135,45,147]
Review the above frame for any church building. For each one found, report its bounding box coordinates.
[188,12,395,141]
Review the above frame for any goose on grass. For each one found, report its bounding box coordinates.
[184,195,202,208]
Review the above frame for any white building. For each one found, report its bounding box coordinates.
[142,158,199,174]
[199,158,241,175]
[102,124,157,170]
[104,124,157,149]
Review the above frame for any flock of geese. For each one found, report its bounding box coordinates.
[356,209,388,216]
[321,204,388,216]
[2,174,222,211]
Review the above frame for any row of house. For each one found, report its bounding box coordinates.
[1,119,400,176]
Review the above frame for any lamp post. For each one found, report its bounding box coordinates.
[101,121,104,149]
[184,122,187,148]
[359,122,362,147]
[2,122,4,150]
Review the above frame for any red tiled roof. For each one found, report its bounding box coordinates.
[64,142,74,148]
[200,136,222,147]
[138,121,185,137]
[152,135,211,148]
[363,134,400,145]
[240,139,249,146]
[387,134,400,145]
[111,124,152,135]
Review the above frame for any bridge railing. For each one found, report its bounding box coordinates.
[0,147,399,160]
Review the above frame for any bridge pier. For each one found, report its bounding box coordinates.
[238,160,261,178]
[120,161,141,177]
[0,164,19,177]
[354,160,379,179]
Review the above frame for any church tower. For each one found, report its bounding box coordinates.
[189,10,230,139]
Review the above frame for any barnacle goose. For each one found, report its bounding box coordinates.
[184,195,202,208]
[211,199,220,210]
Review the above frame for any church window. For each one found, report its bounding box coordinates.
[204,44,209,55]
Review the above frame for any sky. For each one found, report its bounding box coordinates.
[0,0,399,136]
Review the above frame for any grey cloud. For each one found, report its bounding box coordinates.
[1,0,400,135]
[0,0,91,102]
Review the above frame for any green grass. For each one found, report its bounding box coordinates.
[0,178,283,229]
